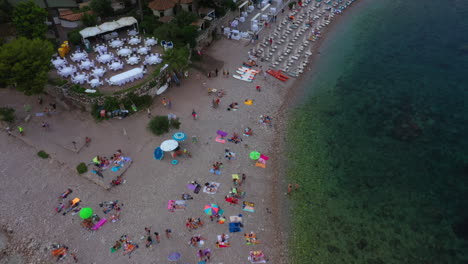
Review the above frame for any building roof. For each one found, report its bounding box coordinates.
[59,9,92,22]
[8,0,78,8]
[148,0,175,11]
[158,15,174,23]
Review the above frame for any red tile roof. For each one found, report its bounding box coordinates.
[148,0,175,11]
[59,10,93,22]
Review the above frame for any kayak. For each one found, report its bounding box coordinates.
[235,70,255,79]
[233,75,253,82]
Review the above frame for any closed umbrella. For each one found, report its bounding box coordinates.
[203,204,220,216]
[160,139,179,152]
[173,132,187,141]
[79,207,93,219]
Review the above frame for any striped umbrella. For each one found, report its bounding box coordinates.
[203,204,219,216]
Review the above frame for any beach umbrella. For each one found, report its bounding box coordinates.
[250,151,261,160]
[160,139,179,152]
[167,252,181,261]
[173,132,187,141]
[79,207,93,219]
[203,204,219,216]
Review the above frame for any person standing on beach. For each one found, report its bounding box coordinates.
[165,229,172,239]
[192,109,197,120]
[287,183,293,194]
[154,232,160,243]
[17,126,24,136]
[215,68,218,77]
[168,99,172,109]
[147,108,152,118]
[161,97,167,108]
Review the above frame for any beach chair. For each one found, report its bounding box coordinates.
[91,218,107,230]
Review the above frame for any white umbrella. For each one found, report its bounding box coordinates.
[160,139,178,152]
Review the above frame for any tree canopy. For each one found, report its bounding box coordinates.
[0,0,13,23]
[0,37,54,94]
[81,12,97,27]
[162,47,190,72]
[154,23,198,48]
[90,0,113,18]
[12,1,48,39]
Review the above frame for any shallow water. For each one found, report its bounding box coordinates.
[287,0,468,263]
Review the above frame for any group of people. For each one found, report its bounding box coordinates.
[186,218,204,230]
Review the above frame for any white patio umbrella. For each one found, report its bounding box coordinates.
[160,139,179,152]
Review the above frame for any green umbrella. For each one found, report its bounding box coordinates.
[79,207,93,219]
[249,151,261,160]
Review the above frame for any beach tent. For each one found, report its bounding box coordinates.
[99,21,121,32]
[79,26,103,39]
[117,17,138,27]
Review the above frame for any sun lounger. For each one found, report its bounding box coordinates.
[91,218,107,230]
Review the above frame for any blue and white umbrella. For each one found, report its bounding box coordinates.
[173,132,187,141]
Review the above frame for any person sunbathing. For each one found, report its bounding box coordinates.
[244,127,253,136]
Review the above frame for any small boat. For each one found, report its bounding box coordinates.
[156,83,169,95]
[239,67,260,74]
[233,75,253,82]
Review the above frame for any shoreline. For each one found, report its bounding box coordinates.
[269,0,372,262]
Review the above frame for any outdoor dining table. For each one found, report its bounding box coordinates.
[117,48,132,57]
[97,53,114,64]
[71,52,87,62]
[128,29,138,36]
[52,58,66,69]
[89,78,102,88]
[128,37,141,45]
[145,54,162,65]
[127,56,140,65]
[95,44,107,54]
[108,62,124,71]
[72,74,87,84]
[79,60,94,70]
[137,46,149,55]
[145,38,157,46]
[58,66,75,78]
[91,67,106,77]
[109,67,144,86]
[109,39,124,49]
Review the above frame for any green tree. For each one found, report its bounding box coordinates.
[12,1,48,39]
[154,24,198,47]
[81,12,97,27]
[0,37,54,94]
[162,47,189,72]
[90,0,113,18]
[0,0,13,23]
[173,10,198,27]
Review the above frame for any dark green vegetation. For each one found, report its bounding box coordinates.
[0,37,54,94]
[148,115,180,136]
[76,162,88,174]
[163,47,190,72]
[37,150,49,159]
[12,0,47,39]
[0,107,15,123]
[91,93,152,120]
[90,0,113,18]
[286,0,468,263]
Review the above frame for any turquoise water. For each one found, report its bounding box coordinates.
[286,0,468,263]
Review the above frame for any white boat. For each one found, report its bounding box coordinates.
[156,83,169,95]
[233,75,253,82]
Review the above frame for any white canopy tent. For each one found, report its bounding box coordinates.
[79,17,139,40]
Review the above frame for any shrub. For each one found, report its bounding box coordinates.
[148,115,169,135]
[37,150,49,159]
[289,1,296,9]
[81,13,97,27]
[48,78,68,86]
[70,84,86,93]
[76,162,88,174]
[0,107,15,123]
[169,118,181,129]
[68,29,82,45]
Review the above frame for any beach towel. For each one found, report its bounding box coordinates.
[244,100,253,105]
[203,182,221,194]
[229,215,243,223]
[187,183,201,193]
[229,222,242,232]
[243,201,255,212]
[91,218,107,230]
[209,168,222,175]
[260,154,269,160]
[167,200,186,212]
[111,166,121,172]
[215,135,226,143]
[255,162,266,168]
[217,234,230,242]
[216,130,228,137]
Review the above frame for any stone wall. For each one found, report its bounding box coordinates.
[195,10,237,50]
[47,74,164,111]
